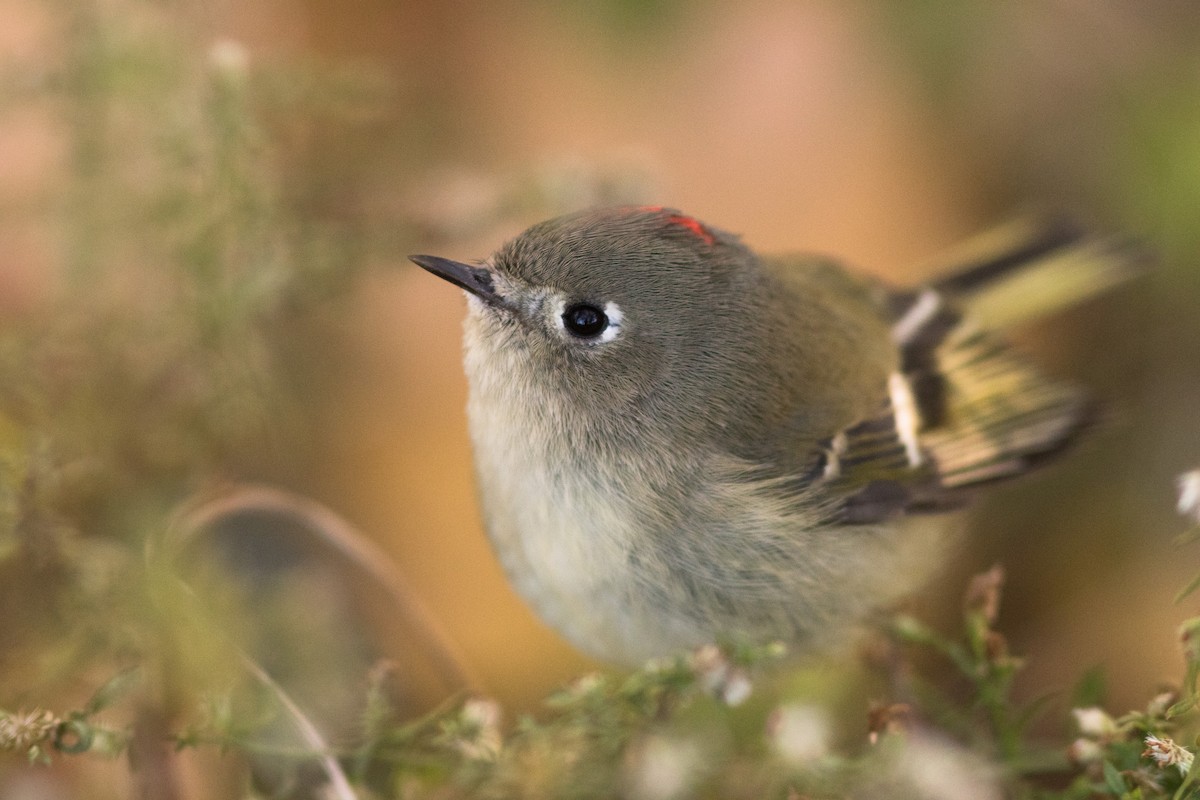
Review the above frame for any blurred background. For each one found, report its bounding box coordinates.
[1,0,1199,793]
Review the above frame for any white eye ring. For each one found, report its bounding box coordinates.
[596,302,624,343]
[554,299,624,344]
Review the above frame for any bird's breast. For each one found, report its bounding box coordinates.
[462,342,709,661]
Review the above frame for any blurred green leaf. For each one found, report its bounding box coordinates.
[83,668,141,716]
[1073,665,1110,710]
[1103,759,1128,796]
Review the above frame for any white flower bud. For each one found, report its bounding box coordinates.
[1072,707,1118,738]
[767,704,829,764]
[1067,737,1103,765]
[1178,470,1200,523]
[623,735,701,800]
[1144,734,1194,777]
[455,698,502,760]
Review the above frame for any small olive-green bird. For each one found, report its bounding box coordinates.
[411,206,1145,666]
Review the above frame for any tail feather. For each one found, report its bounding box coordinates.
[928,215,1152,330]
[932,215,1087,295]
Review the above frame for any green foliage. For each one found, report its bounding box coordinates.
[0,0,395,785]
[8,551,1200,798]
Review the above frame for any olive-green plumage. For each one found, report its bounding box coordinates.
[411,206,1145,664]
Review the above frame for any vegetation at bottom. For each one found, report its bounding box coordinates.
[7,546,1200,799]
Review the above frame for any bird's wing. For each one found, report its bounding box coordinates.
[810,217,1145,525]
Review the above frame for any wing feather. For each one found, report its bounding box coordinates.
[807,218,1142,525]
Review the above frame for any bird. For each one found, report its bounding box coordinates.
[410,205,1145,666]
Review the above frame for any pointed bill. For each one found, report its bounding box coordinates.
[410,254,505,307]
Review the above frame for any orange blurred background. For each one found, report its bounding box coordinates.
[3,0,1199,717]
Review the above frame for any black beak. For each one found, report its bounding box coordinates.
[409,254,504,307]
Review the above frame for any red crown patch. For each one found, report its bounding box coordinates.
[636,206,716,246]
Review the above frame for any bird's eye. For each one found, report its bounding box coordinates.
[562,303,608,338]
